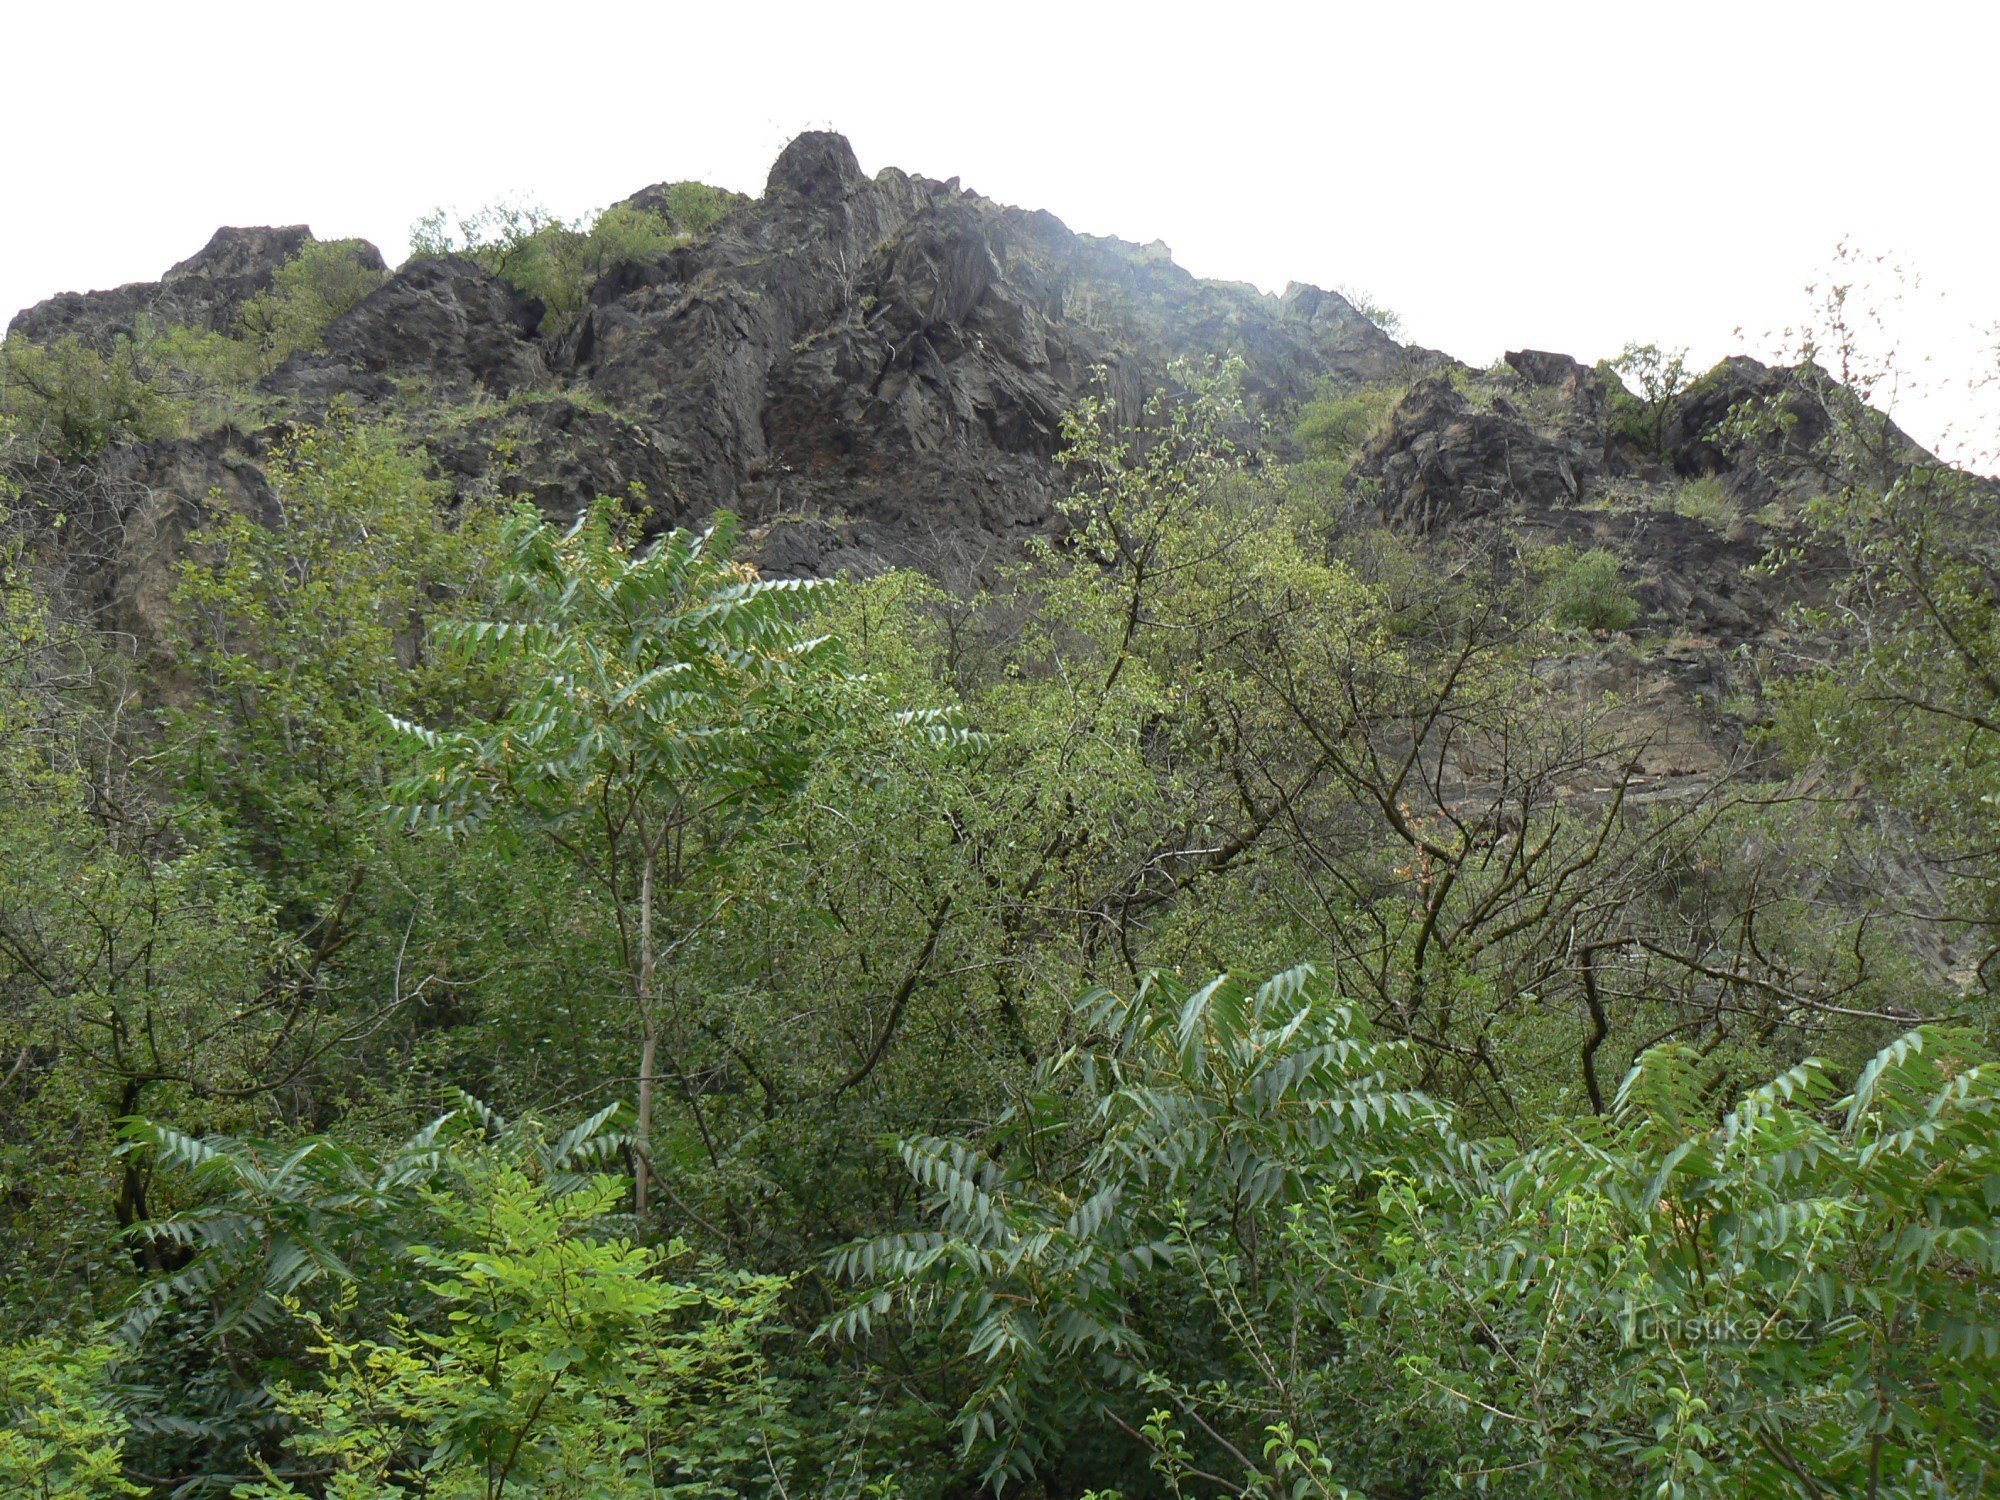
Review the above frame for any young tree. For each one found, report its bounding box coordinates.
[388,503,839,1220]
[1609,341,1695,456]
[0,1336,142,1499]
[237,1168,783,1500]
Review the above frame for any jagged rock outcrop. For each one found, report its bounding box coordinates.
[157,131,1433,575]
[19,430,276,651]
[7,228,384,349]
[7,132,1447,582]
[1353,374,1588,531]
[426,398,682,523]
[0,131,1908,645]
[539,132,1440,571]
[264,256,549,407]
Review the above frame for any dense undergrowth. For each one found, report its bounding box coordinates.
[0,240,1996,1498]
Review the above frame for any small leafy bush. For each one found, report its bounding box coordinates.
[1541,545,1639,631]
[647,180,737,235]
[0,335,182,459]
[1293,383,1401,462]
[1671,474,1737,530]
[832,964,2000,1497]
[0,315,280,458]
[0,1337,142,1498]
[1605,341,1693,455]
[236,239,387,362]
[409,191,731,330]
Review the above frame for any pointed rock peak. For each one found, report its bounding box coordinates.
[766,131,864,203]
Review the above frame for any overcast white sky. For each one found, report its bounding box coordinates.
[4,1,1994,459]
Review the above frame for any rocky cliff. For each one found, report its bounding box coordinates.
[3,130,1888,658]
[9,133,1437,584]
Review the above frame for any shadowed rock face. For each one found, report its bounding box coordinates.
[0,131,1930,651]
[101,131,1422,575]
[265,257,550,407]
[7,228,385,349]
[1353,375,1588,531]
[542,131,1435,570]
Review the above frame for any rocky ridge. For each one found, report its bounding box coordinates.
[11,133,1434,583]
[4,130,1899,782]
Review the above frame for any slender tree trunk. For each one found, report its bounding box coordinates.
[633,847,658,1222]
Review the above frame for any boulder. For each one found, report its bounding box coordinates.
[1354,376,1588,531]
[263,257,549,409]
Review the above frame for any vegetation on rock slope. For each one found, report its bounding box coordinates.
[1,139,1996,1498]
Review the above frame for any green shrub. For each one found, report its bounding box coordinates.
[1541,545,1639,631]
[1293,383,1401,462]
[408,192,726,331]
[836,965,2000,1497]
[0,335,182,459]
[0,1336,141,1498]
[0,312,284,458]
[649,180,737,235]
[236,238,387,362]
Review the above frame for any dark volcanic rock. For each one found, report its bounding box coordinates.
[766,130,869,202]
[9,228,383,348]
[264,257,550,409]
[1660,355,1833,481]
[1504,348,1594,392]
[36,431,276,650]
[1355,376,1588,531]
[552,132,1445,570]
[6,130,1898,655]
[9,133,1448,579]
[428,398,685,523]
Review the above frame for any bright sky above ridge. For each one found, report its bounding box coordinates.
[5,0,1993,461]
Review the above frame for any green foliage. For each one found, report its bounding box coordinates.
[838,965,2000,1496]
[408,194,719,330]
[171,411,496,908]
[0,313,282,462]
[1292,384,1400,464]
[388,502,842,1220]
[1758,324,2000,956]
[0,236,387,463]
[1369,1027,2000,1497]
[236,241,386,363]
[0,335,183,460]
[826,964,1445,1484]
[0,1336,143,1499]
[124,1100,783,1499]
[646,181,738,236]
[387,499,838,874]
[240,1169,782,1499]
[1539,544,1640,631]
[5,323,1995,1499]
[1607,342,1693,456]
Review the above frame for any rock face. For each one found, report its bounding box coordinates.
[0,131,1904,644]
[265,256,549,407]
[39,131,1427,576]
[8,228,384,348]
[1354,375,1587,531]
[532,131,1435,569]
